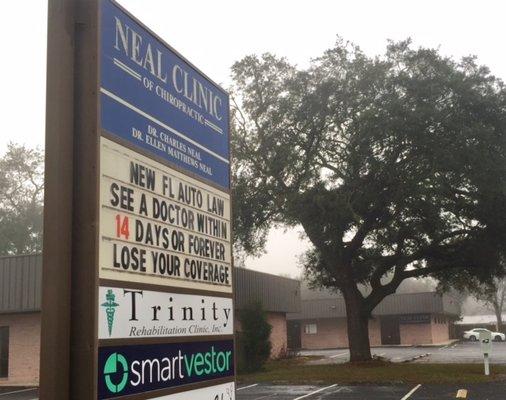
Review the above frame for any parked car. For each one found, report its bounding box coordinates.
[463,328,505,342]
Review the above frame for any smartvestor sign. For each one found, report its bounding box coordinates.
[142,382,235,400]
[98,340,234,399]
[100,0,230,189]
[99,137,232,293]
[99,286,233,339]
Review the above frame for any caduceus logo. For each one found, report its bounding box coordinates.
[101,289,120,337]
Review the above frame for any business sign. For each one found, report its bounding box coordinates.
[100,0,229,189]
[399,314,431,325]
[99,137,232,293]
[42,0,233,398]
[98,340,234,399]
[99,286,233,339]
[142,382,235,400]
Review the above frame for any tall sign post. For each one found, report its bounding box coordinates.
[41,1,234,399]
[479,330,492,376]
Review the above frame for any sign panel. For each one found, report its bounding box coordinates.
[96,2,234,400]
[99,286,233,339]
[99,137,232,293]
[100,0,230,189]
[479,330,492,354]
[145,382,235,400]
[399,314,431,325]
[98,340,234,399]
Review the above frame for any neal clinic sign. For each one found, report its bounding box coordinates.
[100,0,230,189]
[41,0,233,399]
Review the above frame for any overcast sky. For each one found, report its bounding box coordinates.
[2,0,505,277]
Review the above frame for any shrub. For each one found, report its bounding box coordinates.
[237,301,272,372]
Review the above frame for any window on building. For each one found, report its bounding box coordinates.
[0,327,8,378]
[304,323,317,334]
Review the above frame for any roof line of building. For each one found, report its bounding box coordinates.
[0,252,42,259]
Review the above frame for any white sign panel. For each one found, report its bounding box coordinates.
[99,137,232,293]
[151,382,235,400]
[98,286,233,339]
[480,330,492,354]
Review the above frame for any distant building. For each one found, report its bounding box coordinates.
[454,314,505,336]
[0,254,300,386]
[287,285,461,349]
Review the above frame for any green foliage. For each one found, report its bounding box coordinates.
[237,301,272,372]
[0,143,44,255]
[231,38,506,359]
[232,38,506,296]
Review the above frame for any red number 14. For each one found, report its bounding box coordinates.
[115,215,130,239]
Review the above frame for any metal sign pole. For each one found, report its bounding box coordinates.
[40,0,99,398]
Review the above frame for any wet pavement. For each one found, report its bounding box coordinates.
[299,341,506,364]
[237,382,506,399]
[0,388,38,400]
[1,382,505,399]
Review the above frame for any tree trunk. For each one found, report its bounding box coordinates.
[493,302,503,332]
[343,289,372,362]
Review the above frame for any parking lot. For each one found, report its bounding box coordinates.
[1,380,505,400]
[0,388,38,400]
[3,385,504,400]
[237,382,506,399]
[299,341,506,364]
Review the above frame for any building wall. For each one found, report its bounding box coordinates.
[399,322,432,345]
[0,313,40,386]
[301,318,346,349]
[431,316,450,344]
[368,318,381,346]
[235,311,288,359]
[300,318,381,349]
[298,315,452,348]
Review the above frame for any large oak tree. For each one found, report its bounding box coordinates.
[231,40,506,361]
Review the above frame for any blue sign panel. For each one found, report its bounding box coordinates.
[100,0,230,189]
[98,340,234,399]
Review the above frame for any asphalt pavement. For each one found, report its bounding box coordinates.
[237,382,506,399]
[299,341,506,364]
[1,382,505,399]
[0,388,38,400]
[416,341,506,364]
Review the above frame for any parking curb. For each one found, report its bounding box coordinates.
[401,353,431,363]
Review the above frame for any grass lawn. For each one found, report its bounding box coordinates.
[237,357,506,385]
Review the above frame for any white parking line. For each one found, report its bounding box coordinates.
[237,383,259,391]
[329,352,348,359]
[293,384,338,400]
[400,384,421,399]
[0,388,38,397]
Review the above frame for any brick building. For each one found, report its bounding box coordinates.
[234,268,301,359]
[287,286,461,350]
[0,254,301,386]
